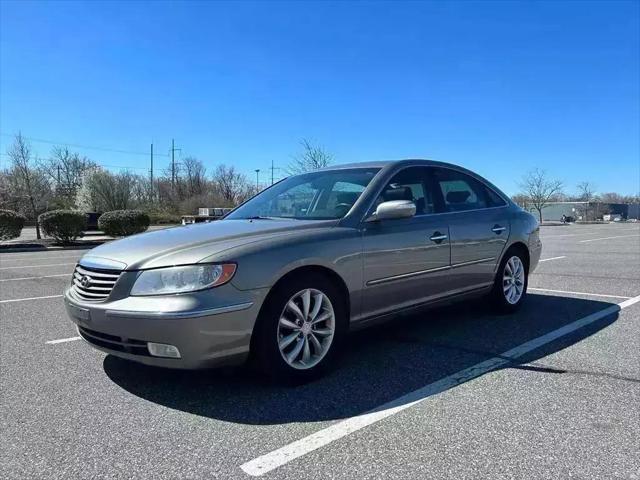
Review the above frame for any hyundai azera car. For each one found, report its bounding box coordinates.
[65,159,541,381]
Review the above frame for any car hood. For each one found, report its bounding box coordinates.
[81,219,337,270]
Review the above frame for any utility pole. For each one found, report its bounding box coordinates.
[255,169,260,191]
[150,143,154,202]
[171,139,175,189]
[169,139,181,193]
[269,160,281,185]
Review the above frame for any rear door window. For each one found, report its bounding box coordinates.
[431,168,492,212]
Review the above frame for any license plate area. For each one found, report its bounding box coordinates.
[67,303,90,322]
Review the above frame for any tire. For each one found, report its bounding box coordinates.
[490,248,529,313]
[251,272,347,383]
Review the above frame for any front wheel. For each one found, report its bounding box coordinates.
[490,250,528,313]
[252,274,346,383]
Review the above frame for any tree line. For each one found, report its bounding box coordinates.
[6,131,633,234]
[515,168,639,222]
[0,133,332,238]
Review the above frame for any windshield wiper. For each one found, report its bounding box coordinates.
[244,215,278,220]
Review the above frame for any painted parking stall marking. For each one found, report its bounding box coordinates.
[0,294,64,304]
[528,287,631,300]
[45,336,81,345]
[240,294,640,477]
[538,256,566,262]
[544,228,640,239]
[579,234,640,243]
[0,252,85,263]
[0,262,77,270]
[0,273,70,283]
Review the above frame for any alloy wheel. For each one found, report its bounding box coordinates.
[503,256,525,304]
[276,288,335,370]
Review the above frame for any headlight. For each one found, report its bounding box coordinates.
[130,264,236,296]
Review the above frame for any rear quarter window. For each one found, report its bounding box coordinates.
[484,186,507,207]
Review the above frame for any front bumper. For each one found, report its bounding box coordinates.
[64,283,268,369]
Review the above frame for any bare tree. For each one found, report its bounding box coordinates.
[599,192,637,204]
[576,181,596,201]
[288,139,333,175]
[160,157,207,204]
[5,133,51,238]
[84,170,143,211]
[75,169,103,212]
[182,156,207,197]
[519,168,564,223]
[510,194,530,209]
[0,171,11,208]
[212,164,249,205]
[44,146,95,207]
[575,181,597,220]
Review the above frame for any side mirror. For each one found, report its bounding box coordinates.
[365,200,416,222]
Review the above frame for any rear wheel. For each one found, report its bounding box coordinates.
[252,273,346,383]
[491,249,528,313]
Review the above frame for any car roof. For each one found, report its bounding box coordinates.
[319,159,462,170]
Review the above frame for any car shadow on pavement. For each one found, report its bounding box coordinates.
[103,294,619,425]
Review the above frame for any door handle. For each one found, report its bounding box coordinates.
[492,224,506,234]
[429,232,448,243]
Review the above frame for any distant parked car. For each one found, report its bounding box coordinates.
[64,159,541,381]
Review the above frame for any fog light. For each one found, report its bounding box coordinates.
[147,342,181,358]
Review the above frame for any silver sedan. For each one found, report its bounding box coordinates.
[64,159,541,381]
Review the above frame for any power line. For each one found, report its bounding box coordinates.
[0,132,169,157]
[0,152,148,170]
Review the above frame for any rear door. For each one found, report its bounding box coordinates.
[429,167,510,290]
[360,167,452,319]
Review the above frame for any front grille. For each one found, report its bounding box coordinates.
[71,264,122,302]
[78,326,150,356]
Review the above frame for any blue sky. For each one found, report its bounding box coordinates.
[1,0,638,195]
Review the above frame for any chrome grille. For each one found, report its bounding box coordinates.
[72,264,122,302]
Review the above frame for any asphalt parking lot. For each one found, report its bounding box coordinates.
[1,223,639,479]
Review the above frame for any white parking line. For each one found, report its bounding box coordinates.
[538,256,566,262]
[46,336,80,344]
[544,232,598,238]
[0,274,70,282]
[543,229,639,239]
[528,287,631,300]
[0,294,64,304]
[0,263,76,270]
[579,234,640,243]
[0,253,84,263]
[240,293,640,477]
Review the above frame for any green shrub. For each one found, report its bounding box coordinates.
[39,210,87,244]
[98,210,150,236]
[0,209,27,241]
[148,211,181,225]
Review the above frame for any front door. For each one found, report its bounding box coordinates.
[360,167,452,320]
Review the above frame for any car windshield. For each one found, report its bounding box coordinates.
[226,168,380,220]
